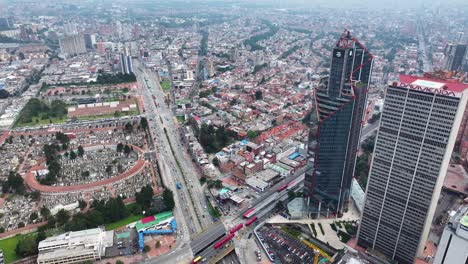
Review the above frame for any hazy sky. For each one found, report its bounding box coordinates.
[242,0,467,9]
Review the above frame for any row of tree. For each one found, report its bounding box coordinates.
[355,134,376,189]
[244,20,279,51]
[14,182,176,257]
[41,143,62,185]
[96,71,136,84]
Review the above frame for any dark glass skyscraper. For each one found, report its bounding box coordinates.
[304,31,373,217]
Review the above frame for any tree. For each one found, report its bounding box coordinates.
[78,199,87,210]
[275,201,284,211]
[16,235,38,257]
[30,191,41,201]
[116,143,124,152]
[116,261,124,264]
[106,165,113,174]
[77,145,85,157]
[124,144,132,156]
[29,212,38,222]
[136,184,154,209]
[212,157,220,167]
[55,132,70,145]
[247,130,258,140]
[368,112,381,124]
[255,90,263,100]
[163,189,175,210]
[355,154,370,188]
[56,209,70,226]
[36,230,46,243]
[155,240,161,248]
[18,222,25,228]
[207,180,222,189]
[124,122,133,133]
[140,117,148,130]
[3,171,25,194]
[361,134,376,154]
[69,151,77,160]
[87,210,104,227]
[105,196,129,222]
[288,190,296,199]
[143,245,150,252]
[40,206,51,219]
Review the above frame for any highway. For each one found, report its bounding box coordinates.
[141,64,211,229]
[417,21,434,73]
[134,60,204,264]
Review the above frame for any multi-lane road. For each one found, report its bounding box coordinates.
[137,62,212,228]
[135,60,216,263]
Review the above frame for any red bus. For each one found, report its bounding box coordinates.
[245,216,258,227]
[277,184,288,192]
[286,180,298,191]
[243,208,255,218]
[230,223,243,234]
[214,233,235,249]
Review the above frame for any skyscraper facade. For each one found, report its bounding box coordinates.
[357,75,468,264]
[59,34,86,56]
[304,31,373,217]
[119,48,133,75]
[443,43,467,71]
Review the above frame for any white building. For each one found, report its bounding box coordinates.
[37,227,114,264]
[433,205,468,264]
[357,75,468,264]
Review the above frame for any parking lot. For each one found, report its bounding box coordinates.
[106,228,139,257]
[256,225,316,264]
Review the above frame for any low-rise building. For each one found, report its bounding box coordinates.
[433,204,468,264]
[37,227,114,264]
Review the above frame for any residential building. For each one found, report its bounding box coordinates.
[63,22,77,36]
[84,33,96,49]
[37,227,114,264]
[0,18,10,29]
[357,75,468,264]
[59,34,86,56]
[304,30,373,217]
[120,48,133,74]
[433,204,468,264]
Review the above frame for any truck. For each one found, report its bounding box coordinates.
[176,182,181,189]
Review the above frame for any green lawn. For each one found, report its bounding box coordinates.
[160,80,171,92]
[14,116,67,128]
[176,116,185,124]
[105,214,142,231]
[76,107,140,121]
[0,233,35,263]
